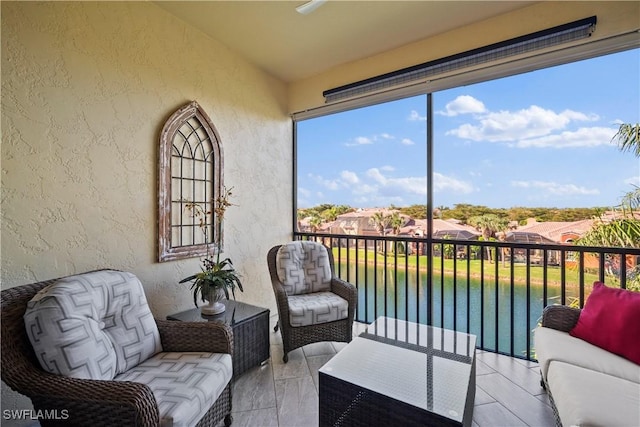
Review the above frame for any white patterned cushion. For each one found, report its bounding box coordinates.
[276,241,332,295]
[287,291,348,327]
[114,352,232,427]
[23,270,162,380]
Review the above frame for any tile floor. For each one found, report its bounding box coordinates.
[224,316,556,427]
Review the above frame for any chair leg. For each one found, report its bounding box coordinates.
[283,353,288,363]
[274,321,279,332]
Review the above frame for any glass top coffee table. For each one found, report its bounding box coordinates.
[319,317,476,427]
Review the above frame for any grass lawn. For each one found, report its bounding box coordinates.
[331,247,602,288]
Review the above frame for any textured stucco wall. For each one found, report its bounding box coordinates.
[1,1,291,419]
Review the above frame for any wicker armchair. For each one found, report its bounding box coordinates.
[268,242,357,362]
[1,272,233,427]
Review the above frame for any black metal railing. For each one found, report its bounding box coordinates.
[294,231,640,361]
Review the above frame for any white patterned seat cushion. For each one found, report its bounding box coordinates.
[287,291,348,327]
[114,352,232,427]
[23,270,162,380]
[276,241,332,295]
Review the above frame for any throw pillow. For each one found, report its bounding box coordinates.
[569,281,640,365]
[276,241,332,295]
[24,270,162,380]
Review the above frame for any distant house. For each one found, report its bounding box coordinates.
[517,219,593,243]
[398,218,480,256]
[399,218,480,238]
[330,208,411,237]
[304,210,634,267]
[328,208,411,250]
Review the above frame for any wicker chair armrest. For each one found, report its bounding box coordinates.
[541,305,581,332]
[267,245,292,322]
[330,277,357,304]
[18,371,159,426]
[271,280,291,322]
[331,277,358,318]
[156,319,233,354]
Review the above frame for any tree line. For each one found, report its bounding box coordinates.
[298,203,605,224]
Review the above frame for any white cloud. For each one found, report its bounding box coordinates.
[624,175,640,186]
[401,138,415,145]
[359,168,428,201]
[366,168,473,196]
[298,187,311,198]
[297,187,311,207]
[408,110,427,121]
[306,168,473,207]
[346,136,373,146]
[308,173,340,190]
[351,183,378,195]
[514,126,617,148]
[346,133,396,146]
[448,105,600,143]
[511,180,599,196]
[340,170,359,184]
[366,168,387,184]
[438,95,486,117]
[388,177,428,196]
[433,172,474,194]
[324,181,339,190]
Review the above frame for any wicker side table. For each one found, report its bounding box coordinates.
[167,300,270,378]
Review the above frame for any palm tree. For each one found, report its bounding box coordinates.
[468,214,510,262]
[321,206,339,222]
[468,214,509,240]
[388,211,407,254]
[389,211,404,235]
[576,125,640,290]
[369,211,391,253]
[612,123,640,157]
[369,211,391,236]
[309,214,323,233]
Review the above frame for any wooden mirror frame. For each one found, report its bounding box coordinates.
[158,101,223,262]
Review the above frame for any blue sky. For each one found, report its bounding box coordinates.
[297,48,640,209]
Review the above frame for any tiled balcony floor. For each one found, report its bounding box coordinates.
[224,316,556,427]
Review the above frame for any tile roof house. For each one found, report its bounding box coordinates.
[518,219,594,243]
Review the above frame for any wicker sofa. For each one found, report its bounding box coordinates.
[1,270,234,427]
[535,304,640,427]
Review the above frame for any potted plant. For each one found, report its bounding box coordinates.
[180,186,243,314]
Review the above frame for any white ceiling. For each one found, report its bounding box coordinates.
[154,1,536,83]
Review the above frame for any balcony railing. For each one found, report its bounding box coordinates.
[294,231,640,361]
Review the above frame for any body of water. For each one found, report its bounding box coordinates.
[340,263,562,359]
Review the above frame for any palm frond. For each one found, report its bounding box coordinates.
[612,123,640,158]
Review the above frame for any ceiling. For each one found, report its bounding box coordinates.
[154,1,536,83]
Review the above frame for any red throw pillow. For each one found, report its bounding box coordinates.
[570,281,640,365]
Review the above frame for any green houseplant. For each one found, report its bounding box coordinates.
[179,187,243,314]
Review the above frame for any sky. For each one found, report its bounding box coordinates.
[297,48,640,210]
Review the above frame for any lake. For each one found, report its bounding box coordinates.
[340,263,563,359]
